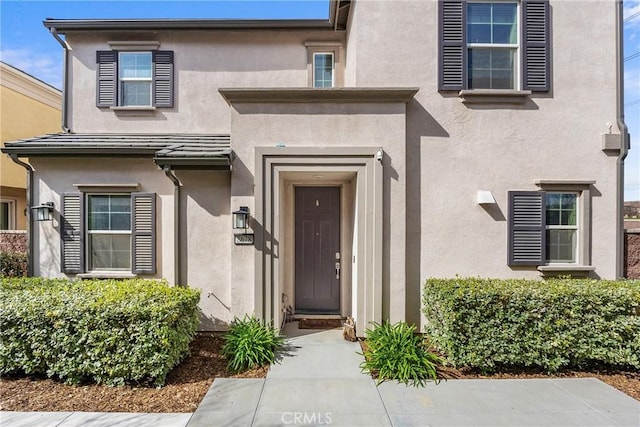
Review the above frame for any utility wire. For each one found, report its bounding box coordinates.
[626,11,640,22]
[626,99,640,107]
[625,52,640,62]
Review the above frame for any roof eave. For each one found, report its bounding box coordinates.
[43,18,335,32]
[0,147,157,156]
[153,157,233,170]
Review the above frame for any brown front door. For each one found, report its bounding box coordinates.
[295,186,340,313]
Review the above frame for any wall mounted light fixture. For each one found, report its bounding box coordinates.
[232,206,254,245]
[31,202,54,221]
[232,206,249,230]
[476,191,496,205]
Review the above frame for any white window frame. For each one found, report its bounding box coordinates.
[0,199,15,230]
[118,51,153,107]
[545,192,579,264]
[86,193,132,272]
[312,52,335,88]
[467,1,520,90]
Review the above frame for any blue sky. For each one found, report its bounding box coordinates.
[0,0,639,200]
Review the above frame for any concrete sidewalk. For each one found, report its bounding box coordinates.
[2,322,640,426]
[187,323,640,426]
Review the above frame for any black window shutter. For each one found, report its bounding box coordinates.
[439,0,466,91]
[96,50,118,107]
[522,0,550,92]
[132,193,156,274]
[508,191,546,265]
[153,51,174,108]
[61,192,84,273]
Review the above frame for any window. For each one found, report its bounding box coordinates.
[0,200,14,230]
[119,52,152,106]
[508,183,592,269]
[439,0,550,92]
[313,53,334,88]
[87,195,131,271]
[545,193,578,263]
[61,192,156,275]
[306,43,342,88]
[96,50,174,108]
[467,2,518,89]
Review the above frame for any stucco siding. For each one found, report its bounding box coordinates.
[346,0,619,283]
[66,30,345,134]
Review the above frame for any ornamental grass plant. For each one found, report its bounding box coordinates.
[360,320,441,386]
[222,315,284,373]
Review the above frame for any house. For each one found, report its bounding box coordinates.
[0,62,61,233]
[2,0,629,331]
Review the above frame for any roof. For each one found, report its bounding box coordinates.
[43,1,351,32]
[1,133,233,170]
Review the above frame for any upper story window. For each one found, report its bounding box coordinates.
[96,50,174,108]
[313,53,334,88]
[467,2,518,89]
[439,0,550,93]
[306,42,342,88]
[119,52,152,106]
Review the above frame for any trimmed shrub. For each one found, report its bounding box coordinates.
[0,278,200,386]
[222,315,284,373]
[360,321,441,386]
[0,252,28,277]
[422,278,640,372]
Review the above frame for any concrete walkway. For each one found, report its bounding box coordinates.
[187,322,640,426]
[2,322,640,426]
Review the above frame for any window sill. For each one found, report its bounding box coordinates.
[459,89,531,105]
[77,272,137,279]
[537,264,595,277]
[110,106,156,115]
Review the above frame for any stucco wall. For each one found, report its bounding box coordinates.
[66,30,344,134]
[347,0,619,283]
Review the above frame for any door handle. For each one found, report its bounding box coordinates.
[335,262,341,280]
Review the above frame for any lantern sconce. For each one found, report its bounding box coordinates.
[31,202,54,221]
[233,206,250,230]
[233,206,254,245]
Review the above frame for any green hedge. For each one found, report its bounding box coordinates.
[0,252,28,277]
[422,278,640,372]
[0,278,200,386]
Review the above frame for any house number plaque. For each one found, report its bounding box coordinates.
[234,233,255,245]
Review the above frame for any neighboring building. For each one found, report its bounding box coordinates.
[0,62,61,231]
[624,201,640,230]
[2,0,629,331]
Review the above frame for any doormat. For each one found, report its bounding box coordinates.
[298,318,343,329]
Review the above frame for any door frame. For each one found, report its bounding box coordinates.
[253,147,383,331]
